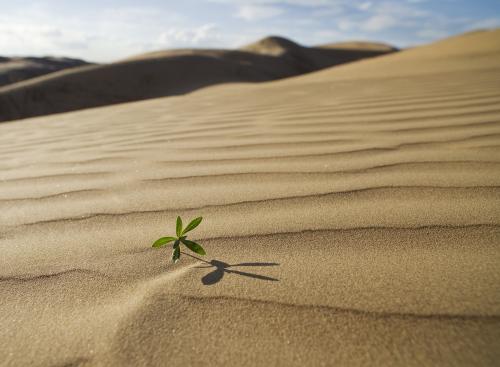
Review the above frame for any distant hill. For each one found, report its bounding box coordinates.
[0,36,396,123]
[296,28,500,81]
[240,36,303,55]
[318,41,397,52]
[0,56,91,87]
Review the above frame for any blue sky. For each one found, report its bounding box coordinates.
[0,0,499,62]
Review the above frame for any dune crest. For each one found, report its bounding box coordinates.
[0,56,90,87]
[240,35,303,55]
[0,36,395,123]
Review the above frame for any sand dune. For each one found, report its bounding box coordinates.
[318,41,397,52]
[0,36,394,123]
[0,56,90,87]
[0,29,500,366]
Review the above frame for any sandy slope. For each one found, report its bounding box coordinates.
[318,41,397,52]
[0,37,394,123]
[0,29,500,366]
[0,56,90,87]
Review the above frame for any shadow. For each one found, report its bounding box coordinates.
[181,252,280,285]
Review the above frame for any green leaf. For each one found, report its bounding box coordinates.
[182,217,203,235]
[180,238,206,256]
[176,216,183,237]
[152,236,176,248]
[172,240,181,263]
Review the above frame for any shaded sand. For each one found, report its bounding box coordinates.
[0,56,90,87]
[1,29,500,366]
[319,41,397,52]
[0,36,394,123]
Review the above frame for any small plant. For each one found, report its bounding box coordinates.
[152,216,205,263]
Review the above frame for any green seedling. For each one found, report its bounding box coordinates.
[152,216,205,263]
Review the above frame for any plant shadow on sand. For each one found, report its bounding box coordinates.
[181,252,280,285]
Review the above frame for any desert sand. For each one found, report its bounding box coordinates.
[0,37,393,123]
[0,29,499,366]
[0,56,89,87]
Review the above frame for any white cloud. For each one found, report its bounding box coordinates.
[362,14,399,31]
[236,4,284,21]
[465,17,500,30]
[416,28,450,39]
[337,19,355,31]
[0,1,497,62]
[0,3,233,61]
[357,2,373,11]
[0,22,92,55]
[332,1,430,33]
[156,24,222,47]
[210,0,337,6]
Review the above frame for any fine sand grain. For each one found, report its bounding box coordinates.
[1,29,500,366]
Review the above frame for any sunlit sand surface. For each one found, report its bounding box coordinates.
[1,29,499,366]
